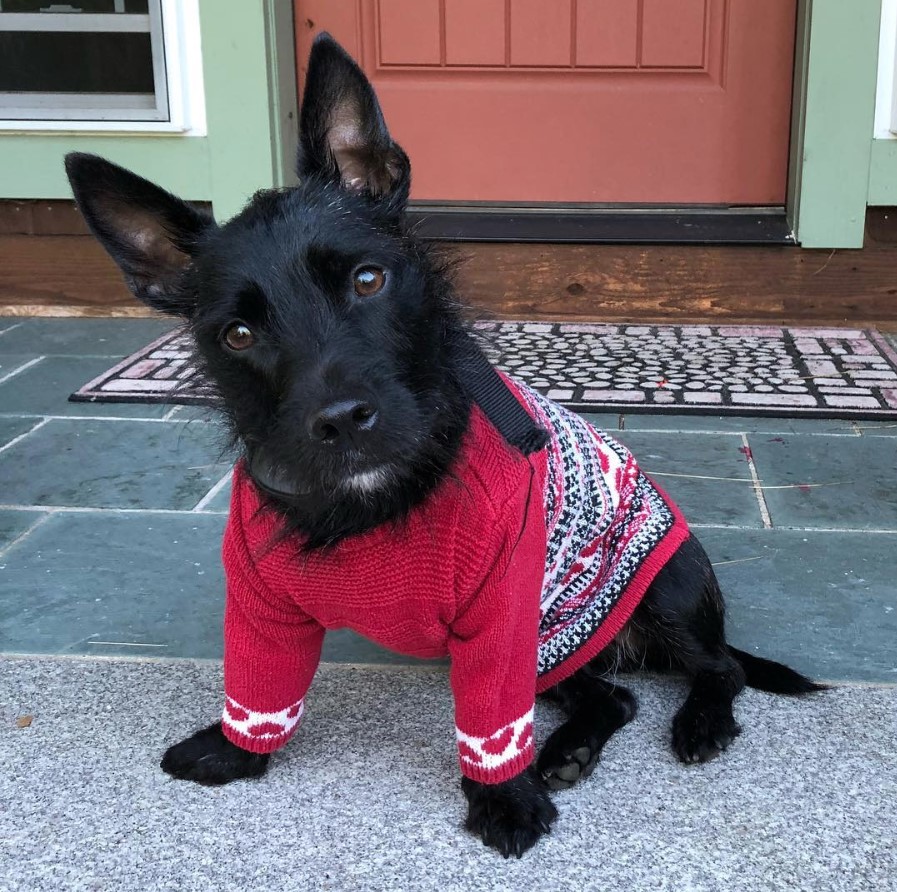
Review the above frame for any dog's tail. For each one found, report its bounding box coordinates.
[728,646,829,694]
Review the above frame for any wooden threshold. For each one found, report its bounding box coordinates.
[2,209,897,330]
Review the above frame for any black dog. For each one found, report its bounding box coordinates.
[65,33,823,859]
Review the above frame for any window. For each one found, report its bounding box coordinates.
[0,0,202,129]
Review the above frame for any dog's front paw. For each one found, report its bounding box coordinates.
[161,721,270,785]
[461,767,558,858]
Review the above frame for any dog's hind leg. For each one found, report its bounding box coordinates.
[619,533,824,763]
[670,652,746,764]
[537,665,637,790]
[633,534,748,763]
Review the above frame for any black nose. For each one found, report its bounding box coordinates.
[308,399,379,446]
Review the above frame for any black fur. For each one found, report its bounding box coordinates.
[65,31,824,859]
[538,667,638,790]
[462,768,558,859]
[544,534,826,779]
[160,722,269,785]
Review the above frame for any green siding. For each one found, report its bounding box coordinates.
[794,0,882,248]
[868,139,897,205]
[0,135,211,201]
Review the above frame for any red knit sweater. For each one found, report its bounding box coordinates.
[219,380,689,784]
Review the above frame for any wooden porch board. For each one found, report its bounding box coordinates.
[458,242,897,328]
[2,210,897,329]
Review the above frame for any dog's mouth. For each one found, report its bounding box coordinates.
[248,449,310,498]
[248,448,392,499]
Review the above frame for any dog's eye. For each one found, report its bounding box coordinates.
[353,266,386,297]
[223,323,255,351]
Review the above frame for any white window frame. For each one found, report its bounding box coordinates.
[875,0,897,138]
[0,0,206,135]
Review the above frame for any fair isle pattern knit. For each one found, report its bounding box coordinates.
[456,708,535,776]
[222,695,305,751]
[514,383,679,680]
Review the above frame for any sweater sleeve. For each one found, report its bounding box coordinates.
[219,513,325,756]
[447,467,546,784]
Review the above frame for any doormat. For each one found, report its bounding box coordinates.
[70,323,897,419]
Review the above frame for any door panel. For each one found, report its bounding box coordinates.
[575,0,639,68]
[445,0,506,66]
[641,0,707,67]
[294,0,797,205]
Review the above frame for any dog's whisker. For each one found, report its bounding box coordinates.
[647,471,754,482]
[711,556,765,567]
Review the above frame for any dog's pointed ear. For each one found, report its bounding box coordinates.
[297,32,410,211]
[64,153,214,317]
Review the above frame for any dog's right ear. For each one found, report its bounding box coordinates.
[64,153,214,317]
[297,32,410,213]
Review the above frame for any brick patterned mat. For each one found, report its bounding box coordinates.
[70,323,897,418]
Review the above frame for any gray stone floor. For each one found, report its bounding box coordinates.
[1,318,895,681]
[3,657,894,892]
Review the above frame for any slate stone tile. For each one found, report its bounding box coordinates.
[0,418,233,509]
[612,430,764,527]
[3,515,892,678]
[195,475,233,513]
[855,421,897,437]
[0,512,226,658]
[0,356,172,418]
[0,510,47,550]
[0,415,41,449]
[0,318,176,357]
[0,354,40,383]
[166,405,223,423]
[611,413,864,436]
[4,518,890,680]
[748,434,897,530]
[0,512,427,666]
[321,629,437,666]
[698,527,897,683]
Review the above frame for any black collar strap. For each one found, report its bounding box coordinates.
[452,331,549,456]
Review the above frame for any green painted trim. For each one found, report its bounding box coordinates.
[0,134,211,200]
[795,0,882,248]
[199,0,296,220]
[265,0,300,189]
[868,138,897,205]
[786,0,811,239]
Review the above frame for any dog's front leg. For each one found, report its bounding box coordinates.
[161,552,327,786]
[462,767,557,858]
[161,722,270,786]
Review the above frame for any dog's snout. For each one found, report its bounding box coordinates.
[309,399,380,446]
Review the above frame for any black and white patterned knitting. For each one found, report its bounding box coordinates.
[513,382,682,678]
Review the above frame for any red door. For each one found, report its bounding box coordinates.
[294,0,797,205]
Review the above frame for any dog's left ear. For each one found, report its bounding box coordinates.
[297,32,410,213]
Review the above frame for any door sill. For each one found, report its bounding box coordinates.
[406,206,795,245]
